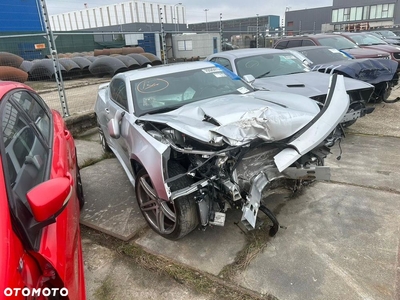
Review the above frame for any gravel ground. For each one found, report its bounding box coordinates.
[348,84,400,137]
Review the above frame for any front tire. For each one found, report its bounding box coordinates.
[135,161,198,240]
[76,161,85,210]
[98,124,112,153]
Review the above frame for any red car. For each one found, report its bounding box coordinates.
[338,32,400,69]
[0,81,86,299]
[274,34,391,60]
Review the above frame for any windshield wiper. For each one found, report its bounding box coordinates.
[145,105,180,115]
[256,71,271,78]
[285,71,306,75]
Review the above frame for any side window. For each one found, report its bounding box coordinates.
[10,91,51,144]
[287,40,302,48]
[110,79,128,110]
[215,58,233,71]
[1,101,49,200]
[274,40,288,49]
[302,40,316,46]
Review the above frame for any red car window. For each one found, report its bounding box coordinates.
[2,101,49,197]
[10,91,51,144]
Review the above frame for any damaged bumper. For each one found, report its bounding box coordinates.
[274,74,349,172]
[242,74,349,230]
[341,106,375,123]
[241,165,330,229]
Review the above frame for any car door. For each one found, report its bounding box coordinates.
[105,78,131,169]
[1,89,84,297]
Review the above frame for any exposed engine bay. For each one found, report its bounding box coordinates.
[143,123,339,236]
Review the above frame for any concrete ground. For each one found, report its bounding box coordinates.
[72,85,400,300]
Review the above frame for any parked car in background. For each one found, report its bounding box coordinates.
[222,42,239,51]
[206,48,375,126]
[0,82,86,299]
[372,30,400,41]
[95,61,348,239]
[274,34,391,60]
[337,32,400,69]
[289,45,399,103]
[367,31,400,46]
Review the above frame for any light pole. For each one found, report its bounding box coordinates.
[256,14,259,48]
[174,3,182,33]
[204,9,209,32]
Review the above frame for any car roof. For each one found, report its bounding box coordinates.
[338,32,370,36]
[208,48,285,59]
[0,81,32,100]
[114,61,222,81]
[278,34,346,40]
[289,45,332,51]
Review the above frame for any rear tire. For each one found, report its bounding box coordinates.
[135,161,198,240]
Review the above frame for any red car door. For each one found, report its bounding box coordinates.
[0,85,85,299]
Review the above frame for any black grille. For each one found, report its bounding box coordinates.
[393,52,400,60]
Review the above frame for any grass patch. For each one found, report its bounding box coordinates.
[81,226,271,300]
[219,224,272,282]
[94,276,115,300]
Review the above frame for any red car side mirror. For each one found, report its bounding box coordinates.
[26,177,72,222]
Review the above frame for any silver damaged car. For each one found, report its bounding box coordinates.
[95,61,348,240]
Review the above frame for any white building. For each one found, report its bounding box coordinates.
[50,1,186,31]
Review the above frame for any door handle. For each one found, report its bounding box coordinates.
[64,129,71,140]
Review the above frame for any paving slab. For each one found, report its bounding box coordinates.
[135,209,247,276]
[326,134,400,192]
[82,236,210,300]
[75,138,104,168]
[348,101,400,138]
[80,158,147,241]
[234,182,400,300]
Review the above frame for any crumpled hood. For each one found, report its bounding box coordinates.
[138,91,320,146]
[312,58,398,84]
[253,72,372,98]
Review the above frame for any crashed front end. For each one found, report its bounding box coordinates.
[139,75,349,236]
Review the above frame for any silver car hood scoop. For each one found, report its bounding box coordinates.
[138,92,320,146]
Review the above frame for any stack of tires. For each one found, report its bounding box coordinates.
[0,52,28,83]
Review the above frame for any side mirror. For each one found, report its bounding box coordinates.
[242,74,256,84]
[27,177,72,222]
[108,110,124,139]
[302,59,311,66]
[108,118,120,139]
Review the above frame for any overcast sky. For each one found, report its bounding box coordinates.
[46,0,333,24]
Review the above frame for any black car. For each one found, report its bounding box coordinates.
[290,45,399,103]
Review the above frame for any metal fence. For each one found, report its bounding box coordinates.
[0,29,277,117]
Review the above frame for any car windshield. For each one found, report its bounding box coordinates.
[380,31,397,37]
[131,65,253,116]
[234,53,310,78]
[299,48,352,65]
[350,34,387,46]
[317,36,359,50]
